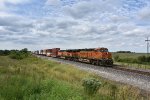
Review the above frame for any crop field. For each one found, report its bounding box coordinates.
[0,55,149,100]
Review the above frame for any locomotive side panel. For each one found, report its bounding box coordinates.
[51,48,60,57]
[38,47,113,66]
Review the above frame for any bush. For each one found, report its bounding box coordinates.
[9,48,29,60]
[138,56,150,63]
[138,56,146,62]
[0,50,10,56]
[115,55,150,65]
[82,78,101,96]
[147,56,150,62]
[114,55,120,62]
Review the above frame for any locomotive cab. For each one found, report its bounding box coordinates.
[95,48,112,58]
[94,48,113,66]
[95,48,108,52]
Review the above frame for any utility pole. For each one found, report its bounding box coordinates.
[145,37,150,56]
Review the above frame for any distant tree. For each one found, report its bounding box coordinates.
[9,48,30,60]
[0,50,10,56]
[116,51,132,53]
[21,48,28,53]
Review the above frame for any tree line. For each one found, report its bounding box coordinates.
[116,51,133,53]
[0,48,30,60]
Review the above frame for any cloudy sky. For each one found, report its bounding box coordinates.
[0,0,150,52]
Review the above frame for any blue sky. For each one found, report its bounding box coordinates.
[0,0,150,52]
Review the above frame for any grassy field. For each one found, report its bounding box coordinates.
[0,55,149,100]
[112,53,150,69]
[112,53,147,59]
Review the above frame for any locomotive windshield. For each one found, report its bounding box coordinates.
[98,49,108,52]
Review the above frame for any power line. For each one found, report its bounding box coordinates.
[145,37,150,56]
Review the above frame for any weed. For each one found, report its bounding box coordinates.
[82,78,101,96]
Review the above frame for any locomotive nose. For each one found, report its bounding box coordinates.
[102,52,111,59]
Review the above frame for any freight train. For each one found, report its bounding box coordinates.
[34,47,113,66]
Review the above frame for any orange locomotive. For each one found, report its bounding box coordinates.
[41,48,60,57]
[58,47,113,66]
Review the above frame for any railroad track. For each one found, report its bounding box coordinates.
[52,57,150,76]
[112,65,150,76]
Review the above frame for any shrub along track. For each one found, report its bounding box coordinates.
[36,55,150,93]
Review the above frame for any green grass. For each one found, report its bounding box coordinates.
[0,55,149,100]
[112,53,148,59]
[112,53,150,69]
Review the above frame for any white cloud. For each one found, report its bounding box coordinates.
[118,23,137,33]
[45,0,61,6]
[109,15,129,23]
[120,25,150,37]
[0,12,148,52]
[0,0,30,10]
[0,0,29,4]
[138,6,150,20]
[64,0,121,19]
